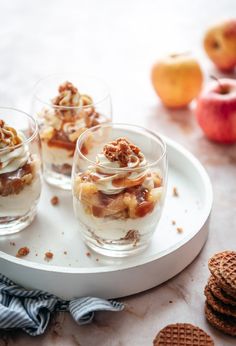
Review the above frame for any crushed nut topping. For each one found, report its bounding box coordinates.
[52,81,93,108]
[16,247,30,257]
[103,138,144,167]
[0,119,22,149]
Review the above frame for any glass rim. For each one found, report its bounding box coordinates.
[76,123,167,172]
[33,73,111,110]
[0,107,38,153]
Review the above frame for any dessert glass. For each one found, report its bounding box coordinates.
[0,108,42,235]
[72,123,167,257]
[32,73,112,190]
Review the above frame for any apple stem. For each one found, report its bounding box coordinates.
[210,75,228,94]
[170,51,191,58]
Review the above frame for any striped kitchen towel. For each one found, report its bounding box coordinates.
[0,274,124,336]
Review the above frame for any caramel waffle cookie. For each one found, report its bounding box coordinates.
[205,303,236,337]
[207,276,236,306]
[204,285,236,317]
[153,323,214,346]
[220,251,236,291]
[208,252,236,298]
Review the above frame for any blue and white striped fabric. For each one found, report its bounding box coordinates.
[0,274,124,336]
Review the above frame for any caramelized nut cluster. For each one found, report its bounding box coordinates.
[42,82,101,144]
[103,138,144,167]
[0,120,22,148]
[52,81,93,108]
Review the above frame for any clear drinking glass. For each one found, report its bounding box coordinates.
[0,107,42,235]
[72,123,167,257]
[32,73,112,190]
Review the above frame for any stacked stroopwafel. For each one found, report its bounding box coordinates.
[153,323,214,345]
[204,251,236,336]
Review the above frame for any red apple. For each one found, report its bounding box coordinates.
[204,19,236,72]
[195,78,236,143]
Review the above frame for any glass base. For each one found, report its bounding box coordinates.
[0,205,37,236]
[43,166,72,190]
[80,225,151,258]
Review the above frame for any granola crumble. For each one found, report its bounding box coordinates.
[103,138,144,167]
[52,81,94,115]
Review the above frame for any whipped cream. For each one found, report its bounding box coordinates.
[0,129,29,174]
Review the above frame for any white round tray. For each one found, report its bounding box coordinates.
[0,137,213,299]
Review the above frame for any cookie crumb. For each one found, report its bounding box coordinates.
[45,251,53,260]
[35,253,38,257]
[173,187,179,197]
[16,247,30,257]
[169,300,173,303]
[86,252,91,257]
[177,227,183,233]
[172,220,176,225]
[10,241,15,246]
[63,251,67,255]
[51,196,59,206]
[96,258,99,262]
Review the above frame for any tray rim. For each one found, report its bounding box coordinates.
[0,135,213,274]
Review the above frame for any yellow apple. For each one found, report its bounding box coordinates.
[151,54,203,108]
[204,19,236,72]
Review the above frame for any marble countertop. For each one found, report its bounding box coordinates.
[0,0,236,345]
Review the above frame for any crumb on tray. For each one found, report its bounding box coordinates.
[177,227,183,234]
[172,187,179,197]
[16,247,30,257]
[45,251,54,260]
[51,196,59,206]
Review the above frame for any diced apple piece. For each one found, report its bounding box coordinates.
[148,187,163,203]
